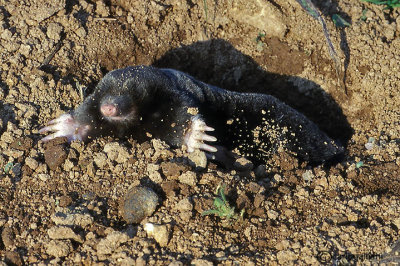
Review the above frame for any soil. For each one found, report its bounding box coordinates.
[0,0,400,264]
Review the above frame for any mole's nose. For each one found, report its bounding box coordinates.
[101,104,118,117]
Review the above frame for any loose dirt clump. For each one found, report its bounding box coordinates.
[0,0,399,264]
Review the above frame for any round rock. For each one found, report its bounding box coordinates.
[121,186,159,224]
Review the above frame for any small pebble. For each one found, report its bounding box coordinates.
[277,250,298,264]
[302,170,314,182]
[233,157,254,171]
[44,145,67,170]
[365,137,375,150]
[46,240,72,258]
[96,231,129,255]
[174,198,193,212]
[93,152,107,168]
[178,171,197,186]
[191,259,213,266]
[144,223,170,247]
[187,149,207,169]
[46,23,63,42]
[121,186,159,224]
[365,143,374,150]
[1,226,14,248]
[25,157,39,170]
[267,209,279,220]
[48,226,83,243]
[51,209,94,227]
[58,195,72,207]
[254,164,268,179]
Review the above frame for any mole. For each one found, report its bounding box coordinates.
[39,65,344,165]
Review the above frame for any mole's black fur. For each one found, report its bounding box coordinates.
[40,65,344,165]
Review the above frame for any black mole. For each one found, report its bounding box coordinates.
[40,65,343,165]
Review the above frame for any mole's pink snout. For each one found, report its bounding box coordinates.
[101,104,118,117]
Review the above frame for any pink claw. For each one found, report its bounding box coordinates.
[39,114,90,142]
[184,116,217,153]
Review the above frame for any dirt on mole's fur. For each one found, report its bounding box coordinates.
[0,0,400,265]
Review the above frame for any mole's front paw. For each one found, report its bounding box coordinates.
[184,116,217,153]
[39,114,90,142]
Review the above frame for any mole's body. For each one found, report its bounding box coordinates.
[40,65,343,165]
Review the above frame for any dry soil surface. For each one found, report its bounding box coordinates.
[0,0,400,265]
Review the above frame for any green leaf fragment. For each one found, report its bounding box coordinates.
[297,0,319,19]
[202,209,221,216]
[360,9,368,21]
[203,0,208,21]
[4,162,14,174]
[214,197,224,208]
[332,14,351,28]
[202,185,238,221]
[218,186,227,202]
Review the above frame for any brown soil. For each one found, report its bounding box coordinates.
[1,0,399,264]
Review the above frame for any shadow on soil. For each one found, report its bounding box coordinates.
[153,39,353,147]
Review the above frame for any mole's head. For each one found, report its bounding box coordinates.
[96,66,170,124]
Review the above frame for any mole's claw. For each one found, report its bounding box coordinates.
[200,143,218,153]
[48,114,73,125]
[39,113,90,142]
[38,126,50,134]
[40,133,60,142]
[192,119,215,132]
[187,139,218,153]
[39,123,60,134]
[46,118,59,126]
[203,125,215,132]
[184,116,217,153]
[200,134,217,142]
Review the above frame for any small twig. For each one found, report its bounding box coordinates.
[39,40,63,69]
[93,17,117,21]
[296,0,346,94]
[75,80,85,102]
[203,0,209,22]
